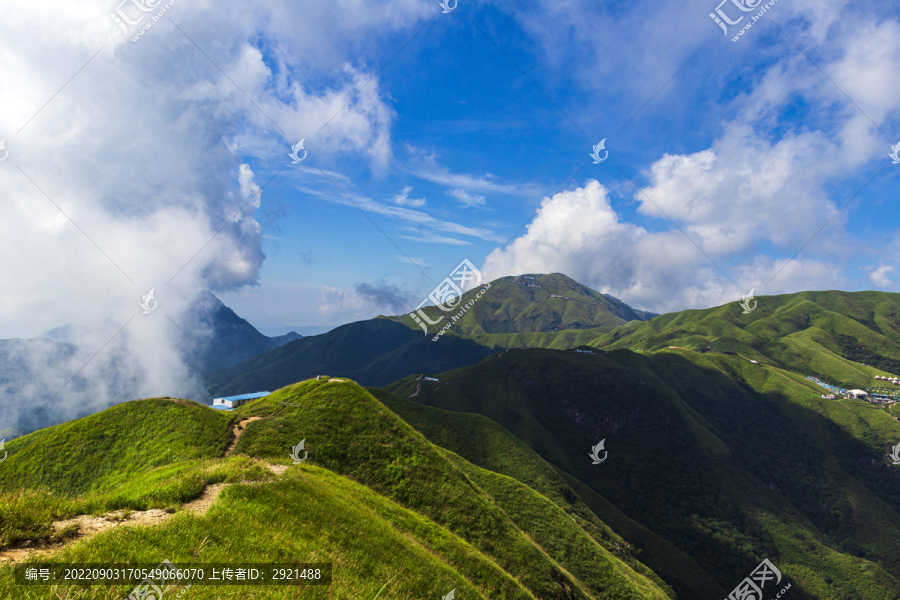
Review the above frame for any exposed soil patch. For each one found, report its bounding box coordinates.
[0,509,170,565]
[266,464,289,476]
[169,398,197,407]
[407,375,424,398]
[225,416,264,456]
[181,482,229,515]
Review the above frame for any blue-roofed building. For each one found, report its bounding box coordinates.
[212,391,270,410]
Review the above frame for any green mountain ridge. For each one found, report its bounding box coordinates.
[592,289,900,390]
[0,380,673,599]
[207,317,496,393]
[369,387,721,598]
[382,346,900,599]
[211,276,900,403]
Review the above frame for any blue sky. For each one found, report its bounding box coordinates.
[2,0,900,341]
[220,0,900,332]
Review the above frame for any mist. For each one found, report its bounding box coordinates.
[0,0,426,434]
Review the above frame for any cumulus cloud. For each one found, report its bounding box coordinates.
[636,124,844,256]
[479,2,900,314]
[481,180,846,313]
[870,265,895,288]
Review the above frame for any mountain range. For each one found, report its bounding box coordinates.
[207,273,656,395]
[209,274,900,398]
[3,273,900,599]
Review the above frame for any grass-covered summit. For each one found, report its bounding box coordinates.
[392,272,656,336]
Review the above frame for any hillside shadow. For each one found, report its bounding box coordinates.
[395,347,900,599]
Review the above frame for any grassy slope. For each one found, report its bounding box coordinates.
[371,388,718,599]
[0,381,671,600]
[441,450,672,599]
[0,398,233,495]
[1,463,530,600]
[651,350,900,585]
[595,290,900,388]
[384,347,900,600]
[233,379,670,599]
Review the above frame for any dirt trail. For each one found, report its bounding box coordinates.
[1,416,284,564]
[0,459,290,564]
[224,416,263,456]
[0,496,227,565]
[0,508,172,564]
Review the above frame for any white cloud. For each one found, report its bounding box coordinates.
[392,186,427,207]
[406,145,543,197]
[449,188,486,208]
[317,284,415,322]
[870,265,895,288]
[636,124,843,256]
[300,176,504,243]
[481,180,847,313]
[398,233,470,245]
